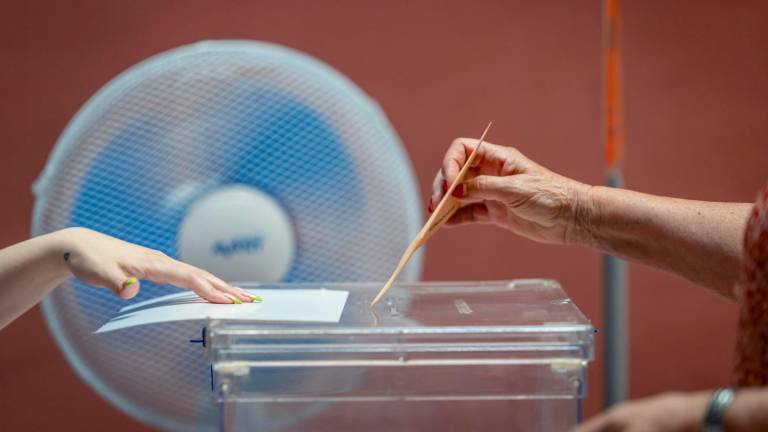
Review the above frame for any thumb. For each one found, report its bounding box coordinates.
[65,257,141,299]
[118,276,140,299]
[106,268,140,299]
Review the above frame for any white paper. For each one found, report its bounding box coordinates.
[95,288,349,333]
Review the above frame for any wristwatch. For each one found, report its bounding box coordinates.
[702,388,736,432]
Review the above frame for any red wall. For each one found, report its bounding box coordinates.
[1,1,767,430]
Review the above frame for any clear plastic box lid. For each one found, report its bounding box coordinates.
[207,279,594,364]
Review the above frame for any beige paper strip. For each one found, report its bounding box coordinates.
[370,122,492,307]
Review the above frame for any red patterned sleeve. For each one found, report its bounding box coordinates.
[734,184,768,386]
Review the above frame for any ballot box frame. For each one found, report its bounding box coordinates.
[206,280,594,431]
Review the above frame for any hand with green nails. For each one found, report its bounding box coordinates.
[0,227,256,330]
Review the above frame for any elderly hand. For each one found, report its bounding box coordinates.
[59,227,253,304]
[572,392,710,432]
[429,138,593,245]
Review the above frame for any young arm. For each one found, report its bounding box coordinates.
[0,227,255,330]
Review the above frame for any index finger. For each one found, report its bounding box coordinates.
[441,138,477,185]
[442,138,516,185]
[442,138,540,184]
[441,122,493,184]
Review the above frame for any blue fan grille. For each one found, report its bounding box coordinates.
[34,41,422,431]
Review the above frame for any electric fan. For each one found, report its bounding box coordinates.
[32,40,423,431]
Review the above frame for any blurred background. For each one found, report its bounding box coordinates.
[1,0,767,430]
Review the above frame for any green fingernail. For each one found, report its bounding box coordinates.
[249,295,263,303]
[123,277,138,288]
[232,297,243,304]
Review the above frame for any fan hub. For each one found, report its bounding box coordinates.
[178,184,295,283]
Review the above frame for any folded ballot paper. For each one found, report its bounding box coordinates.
[95,288,349,333]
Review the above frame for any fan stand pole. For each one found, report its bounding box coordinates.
[602,0,628,408]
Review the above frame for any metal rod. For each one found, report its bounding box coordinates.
[602,0,628,407]
[603,173,628,407]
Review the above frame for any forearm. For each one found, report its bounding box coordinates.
[0,229,73,329]
[725,388,768,431]
[575,186,752,298]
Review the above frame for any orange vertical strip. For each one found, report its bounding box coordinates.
[604,0,623,171]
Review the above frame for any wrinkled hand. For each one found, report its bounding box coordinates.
[60,227,254,303]
[573,392,710,432]
[429,138,593,245]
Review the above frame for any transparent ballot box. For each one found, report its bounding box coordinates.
[207,280,594,431]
